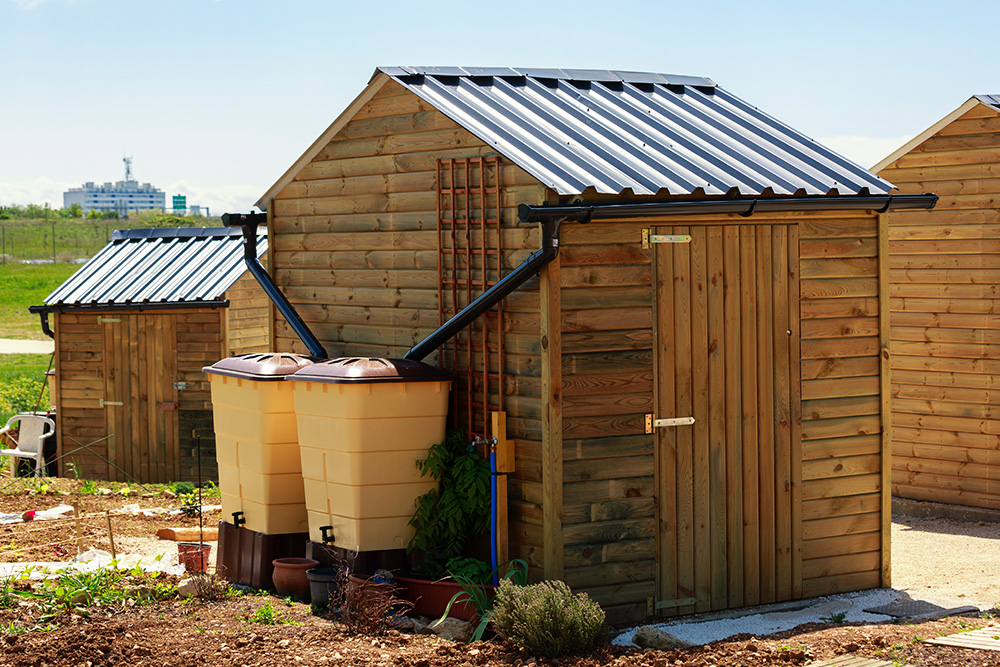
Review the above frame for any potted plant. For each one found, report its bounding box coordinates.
[395,430,493,619]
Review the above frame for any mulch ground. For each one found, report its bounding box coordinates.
[0,478,997,667]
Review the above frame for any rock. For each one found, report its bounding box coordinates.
[632,626,695,650]
[177,577,207,598]
[163,490,177,499]
[429,617,472,642]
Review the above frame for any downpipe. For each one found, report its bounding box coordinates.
[222,212,328,359]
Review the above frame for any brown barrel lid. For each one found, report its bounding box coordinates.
[203,352,317,381]
[288,357,451,384]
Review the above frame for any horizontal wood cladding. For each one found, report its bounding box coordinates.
[879,103,1000,510]
[225,272,270,356]
[797,213,883,597]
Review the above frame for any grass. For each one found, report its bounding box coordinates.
[0,353,51,425]
[0,263,78,339]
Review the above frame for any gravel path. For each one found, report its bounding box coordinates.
[891,513,1000,611]
[0,338,54,354]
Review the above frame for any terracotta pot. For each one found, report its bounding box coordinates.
[395,575,496,621]
[177,542,212,574]
[272,557,319,602]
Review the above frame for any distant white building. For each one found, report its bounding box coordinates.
[64,158,165,216]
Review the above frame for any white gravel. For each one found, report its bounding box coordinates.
[612,588,901,647]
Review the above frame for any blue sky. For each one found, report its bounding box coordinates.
[3,0,999,214]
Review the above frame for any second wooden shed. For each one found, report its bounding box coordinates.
[875,95,1000,511]
[31,227,269,484]
[250,67,937,622]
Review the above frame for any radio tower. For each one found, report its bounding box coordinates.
[123,156,134,182]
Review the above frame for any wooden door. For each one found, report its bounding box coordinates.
[103,313,180,483]
[652,224,801,615]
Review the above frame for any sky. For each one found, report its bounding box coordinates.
[3,0,999,215]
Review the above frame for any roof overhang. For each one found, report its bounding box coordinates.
[873,96,996,173]
[255,71,393,211]
[29,300,230,314]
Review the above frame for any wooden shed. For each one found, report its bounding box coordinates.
[252,67,937,623]
[875,95,1000,511]
[31,227,269,484]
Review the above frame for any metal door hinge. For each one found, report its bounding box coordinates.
[97,316,121,323]
[645,414,695,433]
[173,381,189,391]
[100,399,124,407]
[642,229,692,249]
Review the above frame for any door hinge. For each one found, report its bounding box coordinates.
[645,414,696,433]
[100,399,124,407]
[642,229,692,249]
[97,316,121,323]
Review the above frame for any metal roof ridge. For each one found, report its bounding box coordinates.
[378,65,716,88]
[111,226,245,241]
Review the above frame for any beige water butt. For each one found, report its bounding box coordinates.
[204,353,315,535]
[289,357,451,551]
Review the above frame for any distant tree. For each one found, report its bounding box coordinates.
[66,203,83,218]
[25,204,46,218]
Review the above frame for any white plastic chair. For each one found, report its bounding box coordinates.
[0,413,55,477]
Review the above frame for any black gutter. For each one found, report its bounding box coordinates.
[222,212,328,359]
[29,301,229,314]
[518,194,938,223]
[404,219,562,362]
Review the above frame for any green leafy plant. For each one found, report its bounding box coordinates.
[179,491,200,517]
[820,611,847,623]
[490,579,605,658]
[407,430,490,576]
[445,557,492,586]
[243,601,298,626]
[437,559,528,642]
[79,479,99,495]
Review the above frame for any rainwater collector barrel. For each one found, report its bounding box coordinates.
[203,353,315,535]
[288,357,451,552]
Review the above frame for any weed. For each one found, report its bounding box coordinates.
[336,572,412,637]
[820,611,847,623]
[243,601,298,626]
[438,559,528,642]
[79,479,99,495]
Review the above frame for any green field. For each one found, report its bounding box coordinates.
[0,354,51,425]
[0,263,79,339]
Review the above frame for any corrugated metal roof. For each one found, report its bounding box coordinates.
[380,66,891,197]
[974,94,1000,109]
[43,227,266,308]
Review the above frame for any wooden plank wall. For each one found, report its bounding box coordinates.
[878,104,1000,510]
[176,310,225,482]
[53,309,223,483]
[550,211,886,623]
[266,81,549,567]
[797,212,884,597]
[54,312,108,478]
[225,271,271,356]
[555,219,656,625]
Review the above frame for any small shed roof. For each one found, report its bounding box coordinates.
[41,227,266,310]
[258,66,891,207]
[873,94,1000,172]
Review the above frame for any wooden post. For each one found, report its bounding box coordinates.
[105,510,116,561]
[73,503,83,555]
[492,411,513,568]
[540,252,563,581]
[877,212,892,588]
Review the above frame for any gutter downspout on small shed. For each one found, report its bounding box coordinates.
[222,212,328,359]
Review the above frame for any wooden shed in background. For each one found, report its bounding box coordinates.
[875,95,1000,511]
[31,227,269,484]
[252,67,936,622]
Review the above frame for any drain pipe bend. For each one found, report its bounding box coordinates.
[404,218,562,362]
[37,312,54,339]
[222,213,328,359]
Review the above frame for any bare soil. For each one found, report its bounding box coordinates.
[0,479,998,667]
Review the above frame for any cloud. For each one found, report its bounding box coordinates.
[10,0,50,8]
[818,135,914,170]
[0,177,71,208]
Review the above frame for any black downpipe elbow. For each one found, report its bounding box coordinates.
[222,213,328,359]
[38,312,54,339]
[403,220,562,362]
